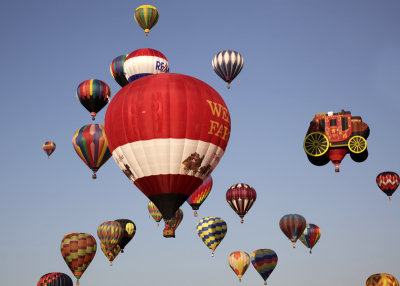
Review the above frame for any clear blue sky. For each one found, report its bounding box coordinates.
[1,0,400,285]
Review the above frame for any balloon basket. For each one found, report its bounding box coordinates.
[92,173,97,179]
[194,211,198,217]
[240,218,244,223]
[163,228,175,238]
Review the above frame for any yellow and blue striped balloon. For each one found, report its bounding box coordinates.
[196,217,227,256]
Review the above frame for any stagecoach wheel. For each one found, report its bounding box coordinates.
[348,136,367,154]
[303,132,329,157]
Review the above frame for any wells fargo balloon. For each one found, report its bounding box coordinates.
[148,201,162,226]
[114,219,136,252]
[196,217,227,256]
[76,79,111,120]
[212,50,244,89]
[124,48,169,83]
[134,5,159,36]
[228,251,250,282]
[97,221,124,266]
[251,249,278,285]
[37,272,73,286]
[303,110,369,172]
[163,208,183,238]
[110,55,129,87]
[299,223,321,253]
[226,183,257,223]
[43,141,56,158]
[60,233,97,286]
[186,175,213,217]
[100,243,121,266]
[105,73,231,225]
[366,273,399,286]
[279,214,307,248]
[376,172,400,200]
[72,124,111,179]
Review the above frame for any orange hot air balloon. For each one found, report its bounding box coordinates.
[366,273,399,286]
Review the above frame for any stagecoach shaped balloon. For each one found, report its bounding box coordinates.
[124,48,169,83]
[105,73,231,227]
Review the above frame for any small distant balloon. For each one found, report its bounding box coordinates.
[299,223,321,253]
[196,217,227,257]
[148,201,163,227]
[43,141,56,158]
[134,5,159,36]
[212,50,244,89]
[228,251,250,282]
[110,55,129,87]
[76,79,111,120]
[279,214,307,248]
[376,172,399,200]
[187,176,213,217]
[97,221,124,266]
[226,183,256,223]
[251,249,278,285]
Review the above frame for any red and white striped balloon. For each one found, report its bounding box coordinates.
[226,183,257,223]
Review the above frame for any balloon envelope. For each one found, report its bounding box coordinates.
[37,272,73,286]
[43,141,56,158]
[299,223,321,253]
[196,217,227,256]
[251,249,278,284]
[228,251,250,282]
[148,201,163,225]
[110,55,129,87]
[134,5,159,35]
[226,183,257,223]
[76,79,111,120]
[114,219,136,252]
[186,175,213,216]
[279,214,307,247]
[376,172,399,199]
[212,50,244,88]
[366,273,399,286]
[97,221,124,259]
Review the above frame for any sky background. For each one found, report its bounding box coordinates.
[1,0,400,285]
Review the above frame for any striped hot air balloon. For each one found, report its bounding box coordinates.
[163,208,183,238]
[148,201,163,227]
[186,175,213,217]
[279,214,307,248]
[43,141,56,158]
[299,223,321,254]
[366,273,399,286]
[226,183,257,223]
[110,55,129,87]
[72,124,111,179]
[60,233,97,286]
[134,5,159,36]
[212,50,244,89]
[251,249,278,285]
[76,79,111,120]
[97,221,124,266]
[228,251,250,282]
[124,48,169,83]
[376,172,400,200]
[114,219,136,253]
[37,272,73,286]
[196,217,227,257]
[104,73,231,227]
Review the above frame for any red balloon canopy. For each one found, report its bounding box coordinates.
[105,73,231,221]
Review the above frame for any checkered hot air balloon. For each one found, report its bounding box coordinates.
[76,79,111,121]
[124,48,169,83]
[37,272,73,286]
[366,273,399,286]
[196,217,227,257]
[186,176,213,217]
[299,223,321,254]
[134,5,159,36]
[251,249,278,285]
[228,251,250,282]
[226,183,257,223]
[212,50,244,89]
[104,73,231,230]
[60,233,97,286]
[376,172,400,200]
[110,55,129,87]
[163,208,183,238]
[148,201,163,227]
[279,214,307,248]
[97,221,124,266]
[72,124,111,179]
[42,141,56,158]
[114,219,136,253]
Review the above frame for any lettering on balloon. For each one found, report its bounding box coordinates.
[155,61,169,72]
[206,100,230,142]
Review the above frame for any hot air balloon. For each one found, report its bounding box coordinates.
[114,219,136,253]
[60,233,97,286]
[97,221,124,266]
[104,73,231,228]
[43,141,56,158]
[134,5,159,36]
[110,55,129,87]
[187,175,213,217]
[100,243,121,266]
[251,249,278,285]
[366,273,399,286]
[148,201,163,227]
[37,272,73,286]
[226,183,257,223]
[124,48,169,83]
[72,124,111,179]
[299,223,321,254]
[303,110,369,172]
[279,214,307,248]
[196,217,227,257]
[376,172,399,200]
[163,208,183,238]
[76,79,111,121]
[228,251,250,282]
[212,50,244,89]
